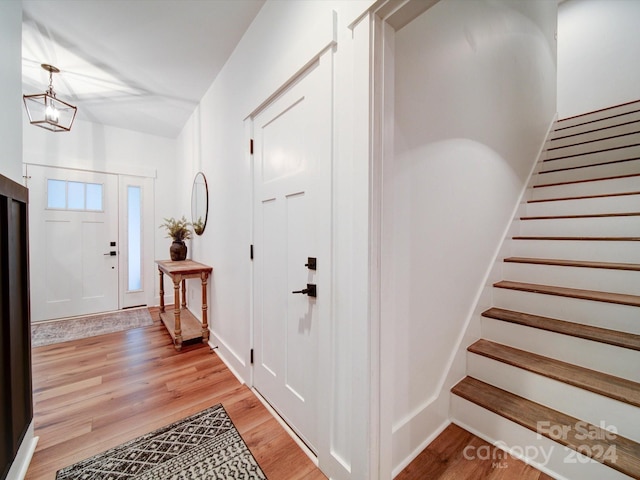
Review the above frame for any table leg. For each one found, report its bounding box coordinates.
[201,272,210,342]
[182,279,187,309]
[173,278,182,351]
[158,269,165,313]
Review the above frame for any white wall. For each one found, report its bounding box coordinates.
[176,1,376,478]
[381,0,557,475]
[558,0,640,118]
[22,118,178,306]
[0,0,23,184]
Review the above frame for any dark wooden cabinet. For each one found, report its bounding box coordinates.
[0,174,32,480]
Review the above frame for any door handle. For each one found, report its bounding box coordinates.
[104,251,117,256]
[292,284,317,297]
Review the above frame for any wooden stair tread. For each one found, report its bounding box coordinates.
[521,212,640,220]
[468,339,640,408]
[513,235,640,241]
[504,256,640,272]
[482,307,640,351]
[451,377,640,478]
[494,280,640,307]
[528,190,640,203]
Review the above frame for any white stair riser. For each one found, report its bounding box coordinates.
[511,239,640,264]
[538,158,640,185]
[467,354,640,443]
[550,111,640,140]
[519,215,640,237]
[451,396,630,480]
[526,195,640,217]
[555,103,640,130]
[547,133,640,161]
[481,316,640,382]
[492,288,640,334]
[540,146,640,171]
[531,176,640,200]
[502,262,640,296]
[549,120,640,148]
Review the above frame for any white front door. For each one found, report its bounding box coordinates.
[29,166,119,321]
[252,51,333,454]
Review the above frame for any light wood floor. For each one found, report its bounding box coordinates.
[26,309,326,480]
[395,423,555,480]
[27,307,554,480]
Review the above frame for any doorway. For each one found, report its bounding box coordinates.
[251,50,333,455]
[27,165,154,321]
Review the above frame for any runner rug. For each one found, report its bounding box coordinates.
[31,308,154,347]
[56,404,267,480]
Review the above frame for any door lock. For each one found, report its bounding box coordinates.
[305,257,317,270]
[292,283,317,297]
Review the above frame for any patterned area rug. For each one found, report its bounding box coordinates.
[56,404,267,480]
[31,308,154,347]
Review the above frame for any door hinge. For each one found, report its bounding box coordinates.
[250,139,254,155]
[250,244,254,260]
[250,348,254,364]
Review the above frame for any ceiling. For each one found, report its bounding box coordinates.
[22,0,265,138]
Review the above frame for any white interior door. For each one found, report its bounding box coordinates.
[29,165,119,321]
[252,51,333,454]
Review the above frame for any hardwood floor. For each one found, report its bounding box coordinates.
[396,424,555,480]
[27,307,554,480]
[26,309,326,480]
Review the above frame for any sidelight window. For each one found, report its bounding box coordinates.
[127,186,142,292]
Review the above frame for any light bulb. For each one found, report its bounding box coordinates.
[45,104,59,123]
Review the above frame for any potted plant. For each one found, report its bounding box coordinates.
[160,216,192,261]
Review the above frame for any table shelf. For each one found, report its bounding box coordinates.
[156,259,213,351]
[159,307,203,345]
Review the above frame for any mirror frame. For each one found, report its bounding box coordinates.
[191,172,209,235]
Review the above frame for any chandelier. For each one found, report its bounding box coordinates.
[23,64,77,132]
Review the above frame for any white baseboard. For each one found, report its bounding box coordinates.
[207,338,246,386]
[6,421,38,480]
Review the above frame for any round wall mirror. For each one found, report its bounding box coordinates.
[191,172,208,235]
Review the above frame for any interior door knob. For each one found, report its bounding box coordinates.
[292,283,317,297]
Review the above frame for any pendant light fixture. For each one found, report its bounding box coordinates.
[23,64,77,132]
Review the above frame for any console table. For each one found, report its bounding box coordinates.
[156,259,213,351]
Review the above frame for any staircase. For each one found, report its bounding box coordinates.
[451,101,640,480]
